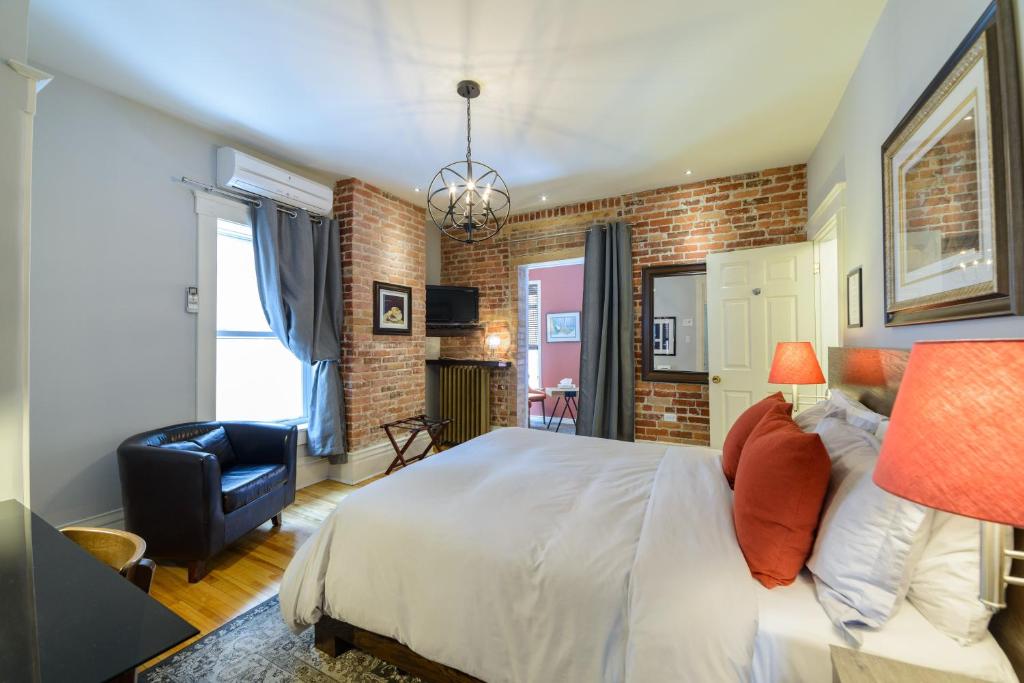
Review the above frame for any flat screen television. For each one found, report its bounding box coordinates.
[426,285,479,326]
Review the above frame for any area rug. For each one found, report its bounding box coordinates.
[140,595,421,682]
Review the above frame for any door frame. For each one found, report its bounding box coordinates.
[808,182,846,385]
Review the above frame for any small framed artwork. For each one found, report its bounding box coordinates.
[546,311,580,342]
[373,281,412,335]
[652,316,676,355]
[881,1,1023,326]
[847,267,863,328]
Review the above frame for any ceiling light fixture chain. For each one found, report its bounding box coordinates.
[427,79,510,244]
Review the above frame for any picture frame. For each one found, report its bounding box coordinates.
[373,281,412,335]
[847,267,863,328]
[882,1,1023,326]
[546,311,580,342]
[652,316,676,355]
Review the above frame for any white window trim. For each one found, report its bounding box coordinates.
[194,191,250,421]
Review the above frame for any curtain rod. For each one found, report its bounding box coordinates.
[505,226,649,245]
[180,176,326,222]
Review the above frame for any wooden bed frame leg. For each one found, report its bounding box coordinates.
[314,619,354,657]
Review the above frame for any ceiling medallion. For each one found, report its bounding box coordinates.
[427,80,510,244]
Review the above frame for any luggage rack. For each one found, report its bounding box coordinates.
[379,414,451,475]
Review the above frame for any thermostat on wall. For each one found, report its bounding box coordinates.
[186,286,199,314]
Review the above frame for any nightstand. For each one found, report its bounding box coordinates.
[830,646,986,683]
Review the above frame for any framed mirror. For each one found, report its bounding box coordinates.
[882,0,1023,326]
[641,264,708,384]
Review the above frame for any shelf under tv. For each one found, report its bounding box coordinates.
[426,323,484,337]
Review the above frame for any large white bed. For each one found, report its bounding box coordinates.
[281,426,1017,682]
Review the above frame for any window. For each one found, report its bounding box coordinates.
[527,280,542,390]
[215,219,306,422]
[527,281,541,350]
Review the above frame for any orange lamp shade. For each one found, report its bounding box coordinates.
[874,340,1024,527]
[768,342,825,385]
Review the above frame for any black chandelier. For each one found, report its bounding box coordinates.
[427,80,510,244]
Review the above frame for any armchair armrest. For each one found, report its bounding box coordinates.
[222,422,298,505]
[117,444,224,560]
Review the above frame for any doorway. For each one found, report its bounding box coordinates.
[523,257,584,433]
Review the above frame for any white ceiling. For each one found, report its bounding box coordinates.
[28,0,884,211]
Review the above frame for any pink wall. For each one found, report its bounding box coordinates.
[527,263,583,417]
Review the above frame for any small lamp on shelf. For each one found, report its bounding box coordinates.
[874,339,1024,608]
[485,333,502,360]
[768,341,825,412]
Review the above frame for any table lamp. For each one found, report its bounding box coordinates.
[768,341,825,412]
[874,339,1024,608]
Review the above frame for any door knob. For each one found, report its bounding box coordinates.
[711,375,721,384]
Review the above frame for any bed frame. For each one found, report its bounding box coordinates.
[311,346,1024,681]
[314,617,482,682]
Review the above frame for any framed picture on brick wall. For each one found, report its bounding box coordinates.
[373,281,412,335]
[882,0,1023,326]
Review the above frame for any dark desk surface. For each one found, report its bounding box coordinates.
[0,499,198,682]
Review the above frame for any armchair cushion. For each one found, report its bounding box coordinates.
[158,425,238,470]
[192,427,238,469]
[221,464,288,513]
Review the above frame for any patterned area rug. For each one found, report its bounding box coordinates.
[141,595,421,682]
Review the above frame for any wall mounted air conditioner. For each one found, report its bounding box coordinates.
[216,147,333,215]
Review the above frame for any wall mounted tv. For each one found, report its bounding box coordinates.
[426,285,479,327]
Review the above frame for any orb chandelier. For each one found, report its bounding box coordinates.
[427,80,510,244]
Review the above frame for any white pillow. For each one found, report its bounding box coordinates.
[794,399,845,433]
[908,512,997,644]
[827,388,888,434]
[806,418,932,643]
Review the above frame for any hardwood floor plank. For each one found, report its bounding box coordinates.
[140,478,368,671]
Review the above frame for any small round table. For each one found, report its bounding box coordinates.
[545,387,578,432]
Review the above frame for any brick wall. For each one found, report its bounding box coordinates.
[439,164,807,445]
[336,179,426,452]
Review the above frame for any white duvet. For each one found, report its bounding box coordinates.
[281,427,757,682]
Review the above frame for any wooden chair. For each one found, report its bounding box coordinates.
[60,526,156,594]
[528,388,548,427]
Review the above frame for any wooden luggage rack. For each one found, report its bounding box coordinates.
[380,414,451,475]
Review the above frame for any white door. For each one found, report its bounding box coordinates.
[707,242,816,448]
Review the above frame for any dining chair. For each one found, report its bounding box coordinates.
[60,526,156,594]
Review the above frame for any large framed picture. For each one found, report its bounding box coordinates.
[652,316,676,355]
[882,1,1023,326]
[546,311,580,342]
[373,281,412,335]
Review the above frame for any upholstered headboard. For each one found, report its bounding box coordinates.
[827,346,1024,675]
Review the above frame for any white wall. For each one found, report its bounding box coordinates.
[807,0,1024,346]
[0,0,34,505]
[29,68,335,525]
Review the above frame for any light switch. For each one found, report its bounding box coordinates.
[186,286,199,314]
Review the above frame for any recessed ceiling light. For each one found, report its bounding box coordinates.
[965,115,974,121]
[414,187,421,192]
[541,195,547,202]
[685,169,693,175]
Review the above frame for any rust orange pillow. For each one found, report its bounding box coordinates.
[721,392,787,488]
[733,402,831,588]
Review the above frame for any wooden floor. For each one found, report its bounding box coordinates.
[141,478,372,670]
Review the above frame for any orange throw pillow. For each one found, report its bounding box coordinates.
[733,402,831,588]
[721,392,787,488]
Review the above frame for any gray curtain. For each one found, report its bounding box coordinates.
[577,222,634,441]
[252,200,345,457]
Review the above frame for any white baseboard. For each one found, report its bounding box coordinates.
[295,454,329,489]
[66,507,125,530]
[329,431,433,485]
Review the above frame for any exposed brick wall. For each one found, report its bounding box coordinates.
[904,126,979,257]
[439,165,807,445]
[336,179,425,452]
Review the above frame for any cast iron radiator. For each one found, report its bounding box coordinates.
[439,365,490,445]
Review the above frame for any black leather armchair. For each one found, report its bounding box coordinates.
[117,421,297,582]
